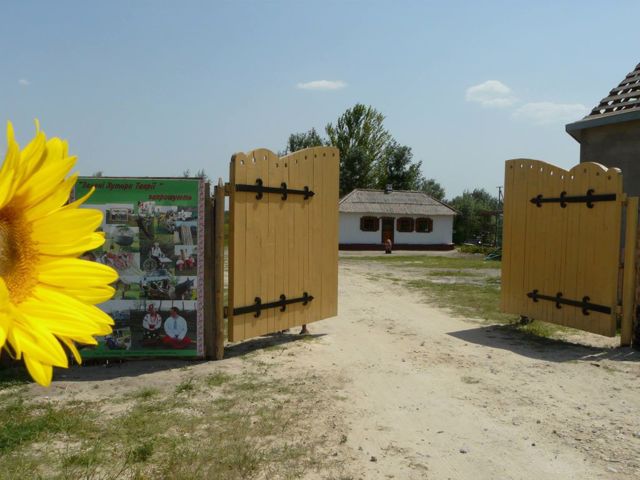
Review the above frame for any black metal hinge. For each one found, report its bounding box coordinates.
[527,290,611,316]
[233,292,314,318]
[235,179,314,200]
[530,189,616,208]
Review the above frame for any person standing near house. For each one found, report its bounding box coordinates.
[162,307,192,348]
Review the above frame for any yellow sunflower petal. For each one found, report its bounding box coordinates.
[59,337,83,364]
[0,136,21,209]
[19,128,47,176]
[32,285,114,329]
[17,155,77,208]
[19,298,106,343]
[0,313,8,347]
[37,258,118,288]
[45,284,115,304]
[23,355,53,387]
[31,208,104,244]
[7,314,69,368]
[59,186,95,211]
[36,232,106,257]
[0,280,10,347]
[23,173,78,223]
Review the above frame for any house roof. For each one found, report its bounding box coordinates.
[567,62,640,141]
[339,189,457,216]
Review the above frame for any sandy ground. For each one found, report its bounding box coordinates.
[28,258,640,479]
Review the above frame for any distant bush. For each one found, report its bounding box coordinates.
[458,244,496,255]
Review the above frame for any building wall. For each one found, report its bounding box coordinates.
[339,212,454,245]
[579,120,640,197]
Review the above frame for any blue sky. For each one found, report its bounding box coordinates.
[2,0,639,198]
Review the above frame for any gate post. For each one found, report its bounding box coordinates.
[204,182,215,357]
[213,178,226,359]
[621,196,638,346]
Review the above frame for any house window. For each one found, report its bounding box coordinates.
[416,217,433,233]
[396,217,414,232]
[360,216,379,232]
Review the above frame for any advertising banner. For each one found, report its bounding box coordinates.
[73,177,206,358]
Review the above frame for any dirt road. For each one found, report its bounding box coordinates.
[22,258,640,479]
[293,259,640,479]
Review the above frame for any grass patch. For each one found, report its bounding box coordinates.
[406,278,514,323]
[426,269,484,278]
[175,377,196,394]
[61,447,101,469]
[0,397,93,454]
[0,370,342,478]
[461,376,481,384]
[517,319,563,339]
[345,255,500,270]
[406,276,564,339]
[129,442,154,463]
[129,386,160,401]
[205,371,232,387]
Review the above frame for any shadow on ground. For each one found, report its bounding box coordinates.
[0,332,326,386]
[224,332,326,359]
[448,324,640,363]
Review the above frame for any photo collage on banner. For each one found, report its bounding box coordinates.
[73,177,205,358]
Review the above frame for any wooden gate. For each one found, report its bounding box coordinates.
[501,159,638,344]
[227,147,339,342]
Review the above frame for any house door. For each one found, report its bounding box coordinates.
[381,217,394,244]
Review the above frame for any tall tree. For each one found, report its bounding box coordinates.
[416,177,446,201]
[325,104,391,196]
[376,141,422,190]
[283,128,325,154]
[449,188,500,244]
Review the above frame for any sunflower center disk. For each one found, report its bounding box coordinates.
[0,210,38,304]
[0,219,17,276]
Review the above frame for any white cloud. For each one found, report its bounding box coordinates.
[512,102,589,125]
[296,80,347,91]
[465,80,516,107]
[18,78,30,86]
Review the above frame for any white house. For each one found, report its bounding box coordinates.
[339,188,457,250]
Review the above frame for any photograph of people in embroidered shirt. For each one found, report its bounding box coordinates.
[84,300,198,355]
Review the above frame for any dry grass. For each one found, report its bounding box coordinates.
[0,366,345,480]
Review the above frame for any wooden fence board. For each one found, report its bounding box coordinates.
[285,150,303,328]
[322,148,340,318]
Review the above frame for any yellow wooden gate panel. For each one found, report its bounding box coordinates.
[501,159,623,336]
[228,147,339,342]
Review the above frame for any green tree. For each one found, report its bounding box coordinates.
[376,141,423,190]
[325,104,391,196]
[283,128,325,154]
[416,177,446,201]
[449,189,500,244]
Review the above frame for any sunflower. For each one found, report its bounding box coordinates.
[0,121,117,386]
